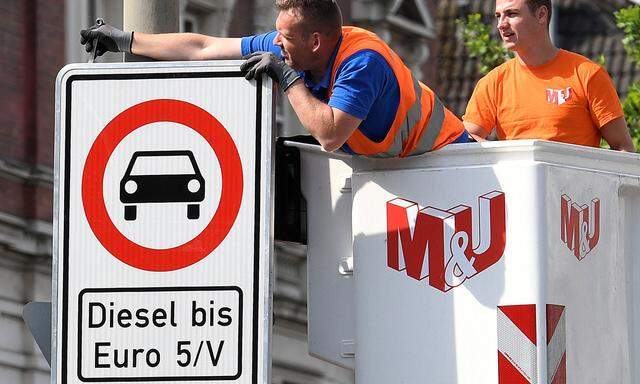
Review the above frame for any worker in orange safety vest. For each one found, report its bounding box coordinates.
[81,0,469,157]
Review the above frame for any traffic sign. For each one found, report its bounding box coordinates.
[53,62,273,383]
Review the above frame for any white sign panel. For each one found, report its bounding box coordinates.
[53,62,273,383]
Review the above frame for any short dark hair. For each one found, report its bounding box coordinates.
[275,0,342,38]
[525,0,552,25]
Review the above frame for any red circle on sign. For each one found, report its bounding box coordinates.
[82,99,243,272]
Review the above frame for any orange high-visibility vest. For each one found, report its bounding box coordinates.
[329,27,464,157]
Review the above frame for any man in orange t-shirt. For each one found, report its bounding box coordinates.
[464,0,635,152]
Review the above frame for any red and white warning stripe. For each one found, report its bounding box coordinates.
[497,304,566,384]
[497,305,538,383]
[546,305,566,384]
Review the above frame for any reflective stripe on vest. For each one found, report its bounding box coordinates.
[329,27,445,157]
[367,78,446,158]
[414,93,445,156]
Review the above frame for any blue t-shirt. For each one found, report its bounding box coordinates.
[241,31,400,153]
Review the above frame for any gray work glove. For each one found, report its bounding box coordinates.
[80,22,133,57]
[241,52,301,91]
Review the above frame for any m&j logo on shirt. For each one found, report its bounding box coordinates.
[546,87,572,105]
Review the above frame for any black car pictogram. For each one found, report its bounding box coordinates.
[120,150,205,221]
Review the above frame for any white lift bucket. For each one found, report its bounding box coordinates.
[289,140,640,384]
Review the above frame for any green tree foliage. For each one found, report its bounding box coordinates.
[615,5,640,147]
[455,13,513,75]
[622,82,640,148]
[615,6,640,63]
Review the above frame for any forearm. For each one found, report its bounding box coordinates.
[131,32,241,61]
[468,132,487,142]
[240,54,359,151]
[463,121,489,142]
[615,140,636,152]
[285,82,352,151]
[601,117,636,152]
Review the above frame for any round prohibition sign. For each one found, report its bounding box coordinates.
[82,99,243,272]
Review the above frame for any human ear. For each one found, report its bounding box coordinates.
[311,32,321,52]
[537,5,549,25]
